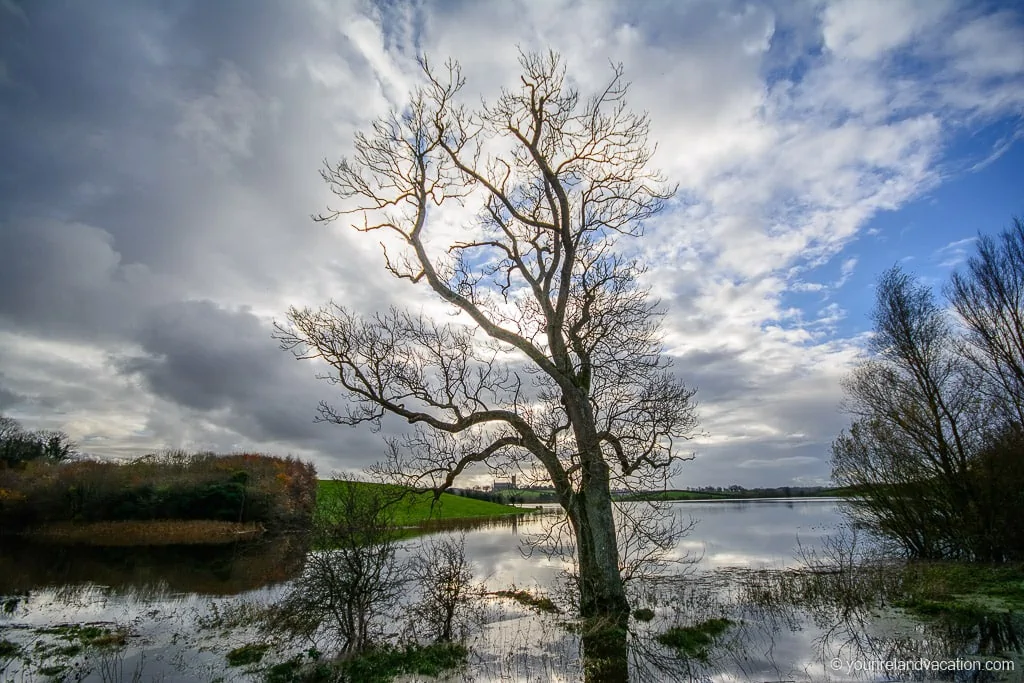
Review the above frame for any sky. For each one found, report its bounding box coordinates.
[1,0,1022,488]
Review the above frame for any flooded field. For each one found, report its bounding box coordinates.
[1,499,1020,681]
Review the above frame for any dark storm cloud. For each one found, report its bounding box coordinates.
[1,0,370,291]
[118,300,330,443]
[116,299,401,463]
[0,0,413,474]
[120,301,280,412]
[0,382,21,412]
[0,218,167,341]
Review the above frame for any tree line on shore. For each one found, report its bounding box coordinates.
[0,430,317,534]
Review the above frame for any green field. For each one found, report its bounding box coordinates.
[316,480,527,526]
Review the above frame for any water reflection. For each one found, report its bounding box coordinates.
[0,533,309,596]
[1,500,1020,682]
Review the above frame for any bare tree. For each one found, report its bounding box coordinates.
[947,217,1024,560]
[405,533,482,643]
[0,415,78,468]
[948,217,1024,428]
[275,50,699,674]
[829,262,1024,561]
[832,266,986,559]
[267,480,405,654]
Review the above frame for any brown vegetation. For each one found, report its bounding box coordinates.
[24,520,265,546]
[0,451,317,534]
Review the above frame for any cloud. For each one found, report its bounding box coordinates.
[933,236,977,268]
[738,456,821,469]
[836,258,858,287]
[821,0,952,61]
[0,382,21,411]
[0,0,1021,487]
[176,63,278,173]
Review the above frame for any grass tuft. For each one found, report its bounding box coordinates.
[226,642,270,667]
[632,607,656,622]
[0,638,20,658]
[490,588,560,614]
[657,617,733,661]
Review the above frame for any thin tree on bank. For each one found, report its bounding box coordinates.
[275,50,699,666]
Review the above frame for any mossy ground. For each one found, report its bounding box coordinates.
[895,562,1024,618]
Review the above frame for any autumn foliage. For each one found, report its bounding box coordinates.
[0,451,317,533]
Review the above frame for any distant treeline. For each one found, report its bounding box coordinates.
[450,488,558,504]
[0,435,317,533]
[450,485,831,504]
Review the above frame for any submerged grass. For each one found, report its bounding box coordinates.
[895,561,1024,617]
[0,638,20,658]
[657,618,734,661]
[633,607,656,622]
[35,623,128,649]
[490,588,560,614]
[732,557,1024,622]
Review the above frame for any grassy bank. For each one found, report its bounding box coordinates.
[0,454,526,547]
[895,561,1024,617]
[317,480,527,526]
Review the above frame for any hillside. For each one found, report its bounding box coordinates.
[317,480,527,526]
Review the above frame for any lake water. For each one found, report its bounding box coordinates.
[1,498,1020,682]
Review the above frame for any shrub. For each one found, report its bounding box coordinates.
[0,451,317,532]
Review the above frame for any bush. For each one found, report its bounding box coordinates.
[0,451,317,533]
[263,480,405,654]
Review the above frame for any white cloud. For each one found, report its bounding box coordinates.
[821,0,953,60]
[2,0,1022,487]
[933,236,977,268]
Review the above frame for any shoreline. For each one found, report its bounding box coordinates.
[19,520,267,546]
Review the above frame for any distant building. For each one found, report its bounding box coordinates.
[492,475,517,491]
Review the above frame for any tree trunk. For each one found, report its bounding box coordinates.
[569,486,629,619]
[566,472,631,682]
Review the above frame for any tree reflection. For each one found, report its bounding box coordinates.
[0,533,308,597]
